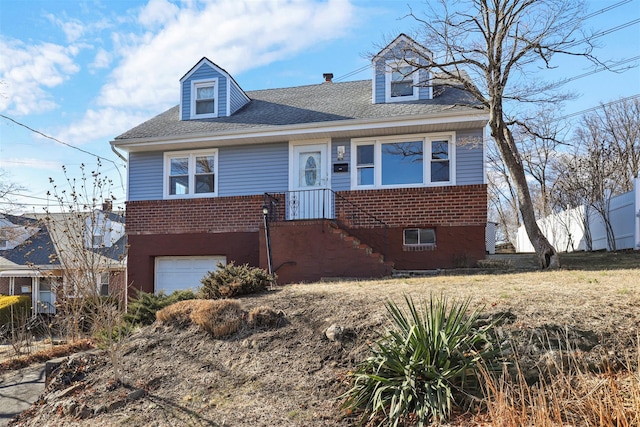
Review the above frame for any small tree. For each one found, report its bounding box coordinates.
[44,161,128,381]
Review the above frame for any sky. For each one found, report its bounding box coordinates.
[1,0,639,214]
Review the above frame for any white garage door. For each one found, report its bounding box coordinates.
[155,256,226,294]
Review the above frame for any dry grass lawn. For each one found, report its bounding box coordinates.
[9,252,640,426]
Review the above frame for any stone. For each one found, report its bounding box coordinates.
[127,388,145,400]
[325,324,344,342]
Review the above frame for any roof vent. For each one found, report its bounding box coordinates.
[323,73,333,83]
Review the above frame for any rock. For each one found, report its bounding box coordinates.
[62,400,78,417]
[78,404,92,419]
[127,388,145,400]
[325,324,344,342]
[107,399,126,411]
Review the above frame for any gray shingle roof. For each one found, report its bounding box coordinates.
[115,79,484,141]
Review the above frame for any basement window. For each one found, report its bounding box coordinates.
[403,228,436,251]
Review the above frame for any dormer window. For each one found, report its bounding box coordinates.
[191,79,218,118]
[386,61,418,102]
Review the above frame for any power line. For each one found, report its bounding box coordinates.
[0,113,126,191]
[559,94,640,120]
[333,1,637,83]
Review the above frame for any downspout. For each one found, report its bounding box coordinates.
[111,145,127,162]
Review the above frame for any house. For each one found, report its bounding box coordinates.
[111,34,489,293]
[0,207,127,314]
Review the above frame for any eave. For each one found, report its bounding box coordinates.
[111,110,489,153]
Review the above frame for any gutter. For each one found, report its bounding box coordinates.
[110,110,490,152]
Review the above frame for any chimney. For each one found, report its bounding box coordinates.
[323,73,333,83]
[102,200,113,212]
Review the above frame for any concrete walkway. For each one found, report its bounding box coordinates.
[0,363,45,426]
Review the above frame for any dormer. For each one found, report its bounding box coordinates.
[179,58,250,120]
[372,34,432,104]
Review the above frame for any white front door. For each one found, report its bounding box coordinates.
[290,143,332,219]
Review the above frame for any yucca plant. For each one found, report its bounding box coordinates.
[342,295,500,426]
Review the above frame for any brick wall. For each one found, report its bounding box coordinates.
[126,195,265,235]
[336,184,487,227]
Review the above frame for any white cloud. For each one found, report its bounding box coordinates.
[45,13,86,43]
[98,0,355,110]
[138,0,179,28]
[55,107,153,146]
[58,0,356,145]
[0,39,80,115]
[1,157,61,171]
[90,47,112,72]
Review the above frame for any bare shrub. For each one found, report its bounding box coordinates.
[247,306,284,328]
[157,299,245,338]
[478,340,640,426]
[155,300,195,326]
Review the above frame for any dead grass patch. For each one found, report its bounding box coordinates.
[0,339,94,373]
[156,299,245,338]
[478,347,640,427]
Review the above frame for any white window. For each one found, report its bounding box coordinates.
[99,272,109,296]
[351,134,455,189]
[164,149,218,198]
[190,79,218,119]
[404,228,436,247]
[385,61,418,102]
[92,234,104,247]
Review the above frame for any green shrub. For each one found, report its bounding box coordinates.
[199,262,274,300]
[0,295,31,325]
[342,295,500,426]
[125,289,197,326]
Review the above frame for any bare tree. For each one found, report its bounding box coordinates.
[516,108,569,217]
[393,0,605,267]
[590,97,640,191]
[43,161,128,381]
[0,169,26,214]
[486,139,519,246]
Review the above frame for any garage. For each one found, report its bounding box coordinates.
[155,256,226,294]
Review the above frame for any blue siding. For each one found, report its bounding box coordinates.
[373,38,431,104]
[128,152,164,201]
[229,82,249,114]
[455,129,485,185]
[181,63,229,119]
[331,138,351,191]
[218,143,288,196]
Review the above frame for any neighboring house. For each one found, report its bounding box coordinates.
[0,207,127,314]
[111,34,490,293]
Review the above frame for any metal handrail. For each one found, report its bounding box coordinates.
[263,189,389,257]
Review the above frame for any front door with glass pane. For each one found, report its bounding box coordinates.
[290,143,331,219]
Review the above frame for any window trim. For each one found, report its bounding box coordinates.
[403,228,436,250]
[385,60,419,103]
[190,78,218,119]
[164,149,219,199]
[350,133,456,190]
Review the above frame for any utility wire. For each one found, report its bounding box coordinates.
[0,113,125,191]
[333,1,638,83]
[559,94,640,120]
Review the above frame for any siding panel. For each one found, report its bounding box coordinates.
[456,129,484,185]
[218,143,288,196]
[331,138,351,191]
[129,152,164,201]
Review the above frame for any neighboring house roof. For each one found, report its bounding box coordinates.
[115,77,485,142]
[0,214,58,267]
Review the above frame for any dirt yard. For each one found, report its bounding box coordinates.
[8,253,640,426]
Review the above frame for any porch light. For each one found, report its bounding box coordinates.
[262,205,269,216]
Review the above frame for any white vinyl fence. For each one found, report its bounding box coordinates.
[516,177,640,253]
